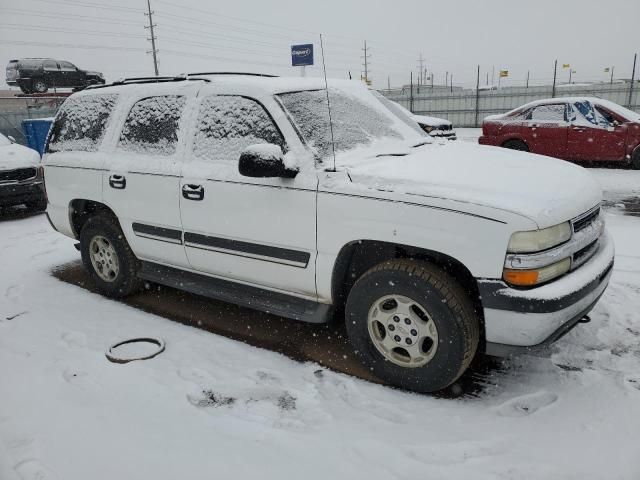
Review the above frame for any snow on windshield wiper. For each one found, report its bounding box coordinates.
[376,152,409,158]
[412,141,430,148]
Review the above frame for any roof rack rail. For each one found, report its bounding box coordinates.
[85,75,210,90]
[187,72,278,78]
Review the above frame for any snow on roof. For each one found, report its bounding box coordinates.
[498,96,640,121]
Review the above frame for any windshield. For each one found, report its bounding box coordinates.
[0,133,11,146]
[595,99,640,122]
[277,87,425,161]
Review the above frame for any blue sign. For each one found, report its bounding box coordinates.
[291,44,314,67]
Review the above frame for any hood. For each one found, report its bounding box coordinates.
[85,70,103,77]
[0,143,40,170]
[343,142,601,228]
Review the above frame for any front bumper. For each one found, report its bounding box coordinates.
[0,180,46,207]
[479,230,614,356]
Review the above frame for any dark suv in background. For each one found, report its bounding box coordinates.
[6,58,105,94]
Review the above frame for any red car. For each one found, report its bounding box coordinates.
[479,97,640,168]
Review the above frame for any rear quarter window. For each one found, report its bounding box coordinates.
[47,94,118,153]
[118,95,186,156]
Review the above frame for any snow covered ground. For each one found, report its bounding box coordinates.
[1,169,640,479]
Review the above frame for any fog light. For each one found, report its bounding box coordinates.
[504,257,571,286]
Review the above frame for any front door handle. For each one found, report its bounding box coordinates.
[109,174,126,189]
[182,184,204,201]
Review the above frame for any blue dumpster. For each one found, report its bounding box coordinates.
[21,118,53,157]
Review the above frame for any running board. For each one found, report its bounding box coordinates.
[137,261,332,324]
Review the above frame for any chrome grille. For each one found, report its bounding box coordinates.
[0,167,37,183]
[572,206,600,233]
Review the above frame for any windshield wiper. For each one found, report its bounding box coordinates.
[412,141,430,148]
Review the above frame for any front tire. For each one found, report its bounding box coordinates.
[345,260,480,393]
[79,215,142,298]
[631,148,640,170]
[25,198,47,212]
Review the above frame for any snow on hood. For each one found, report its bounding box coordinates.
[0,142,40,170]
[343,141,601,228]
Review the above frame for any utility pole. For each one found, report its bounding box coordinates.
[410,71,414,113]
[450,73,453,93]
[417,53,425,85]
[569,68,573,84]
[361,40,371,85]
[551,59,558,98]
[445,71,448,89]
[610,66,615,84]
[475,65,480,127]
[145,0,159,76]
[491,65,495,86]
[387,75,390,92]
[526,71,530,89]
[628,53,637,108]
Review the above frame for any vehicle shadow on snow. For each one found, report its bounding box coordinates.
[51,260,510,399]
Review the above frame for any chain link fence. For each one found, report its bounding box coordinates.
[381,82,640,127]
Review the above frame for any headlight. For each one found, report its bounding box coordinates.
[507,222,571,253]
[421,125,434,134]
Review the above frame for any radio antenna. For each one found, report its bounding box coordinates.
[319,33,337,172]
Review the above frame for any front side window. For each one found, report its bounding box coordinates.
[59,61,76,71]
[571,101,612,128]
[278,89,403,159]
[47,94,118,153]
[118,95,186,156]
[192,95,284,162]
[530,104,566,122]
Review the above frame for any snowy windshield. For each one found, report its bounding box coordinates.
[277,88,424,160]
[0,133,10,146]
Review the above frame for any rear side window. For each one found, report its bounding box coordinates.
[118,95,186,156]
[192,95,284,162]
[530,104,566,122]
[47,94,118,153]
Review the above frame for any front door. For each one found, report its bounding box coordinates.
[103,93,194,269]
[179,93,318,297]
[59,61,83,87]
[523,103,569,158]
[567,101,628,161]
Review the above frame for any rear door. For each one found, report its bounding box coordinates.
[179,88,318,297]
[567,101,627,161]
[523,103,569,158]
[102,85,199,269]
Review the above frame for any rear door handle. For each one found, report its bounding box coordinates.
[109,174,126,189]
[182,184,204,201]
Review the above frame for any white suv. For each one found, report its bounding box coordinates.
[43,74,614,393]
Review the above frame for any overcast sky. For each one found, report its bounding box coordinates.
[1,0,638,89]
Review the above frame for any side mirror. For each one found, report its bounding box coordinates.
[7,135,16,143]
[238,144,298,179]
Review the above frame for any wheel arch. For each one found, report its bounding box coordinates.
[330,239,485,340]
[68,199,119,239]
[501,136,528,148]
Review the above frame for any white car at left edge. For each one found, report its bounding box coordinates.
[0,133,46,212]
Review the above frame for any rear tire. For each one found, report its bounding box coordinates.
[79,215,142,298]
[32,79,48,94]
[345,259,480,393]
[502,139,529,151]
